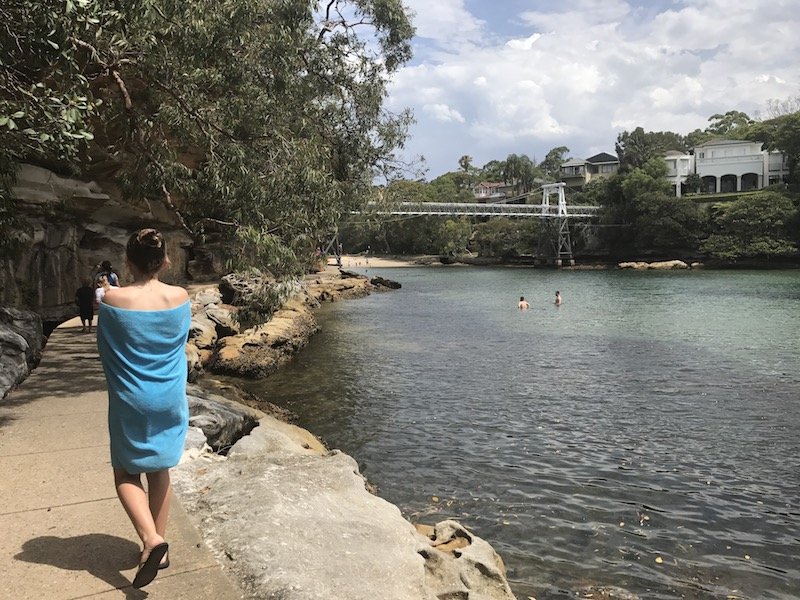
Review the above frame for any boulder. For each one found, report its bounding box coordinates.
[185,343,203,383]
[617,261,649,270]
[188,315,218,350]
[193,287,223,308]
[649,260,689,270]
[206,306,240,337]
[209,300,319,378]
[173,416,515,600]
[0,307,44,399]
[371,275,402,290]
[691,262,704,269]
[417,521,516,600]
[186,384,262,453]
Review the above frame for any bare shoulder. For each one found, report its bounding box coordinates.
[165,284,190,305]
[101,286,131,307]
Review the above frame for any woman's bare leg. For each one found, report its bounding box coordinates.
[145,470,171,538]
[114,468,165,560]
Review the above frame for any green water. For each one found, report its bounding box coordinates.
[243,268,800,599]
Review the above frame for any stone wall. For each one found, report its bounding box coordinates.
[2,164,192,322]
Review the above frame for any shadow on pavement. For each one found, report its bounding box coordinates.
[15,533,147,598]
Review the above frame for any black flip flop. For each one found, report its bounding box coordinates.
[132,542,169,589]
[159,552,170,570]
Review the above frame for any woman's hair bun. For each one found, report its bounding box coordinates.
[136,228,163,248]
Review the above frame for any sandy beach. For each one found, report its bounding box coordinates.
[333,254,438,268]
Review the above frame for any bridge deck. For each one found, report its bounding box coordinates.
[362,201,600,218]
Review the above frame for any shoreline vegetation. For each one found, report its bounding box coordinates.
[336,254,800,270]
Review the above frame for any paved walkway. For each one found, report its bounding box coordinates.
[0,318,242,599]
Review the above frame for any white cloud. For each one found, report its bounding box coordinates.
[506,33,543,51]
[387,0,800,177]
[423,103,465,123]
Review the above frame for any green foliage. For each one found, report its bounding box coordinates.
[539,146,570,178]
[502,153,538,194]
[615,127,688,171]
[596,158,703,257]
[479,159,505,181]
[684,173,702,194]
[427,172,473,202]
[470,218,540,258]
[437,218,471,255]
[749,111,800,183]
[706,110,754,136]
[1,0,415,276]
[701,192,798,260]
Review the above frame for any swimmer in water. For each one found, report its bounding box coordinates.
[518,296,530,310]
[554,291,562,306]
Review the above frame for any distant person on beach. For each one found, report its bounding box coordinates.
[96,228,190,589]
[554,291,562,306]
[518,296,530,310]
[75,279,95,332]
[94,275,118,309]
[95,260,120,287]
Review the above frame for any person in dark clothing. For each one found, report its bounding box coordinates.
[75,278,95,332]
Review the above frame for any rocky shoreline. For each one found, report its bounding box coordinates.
[179,267,518,599]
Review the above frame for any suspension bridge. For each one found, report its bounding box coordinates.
[333,183,601,266]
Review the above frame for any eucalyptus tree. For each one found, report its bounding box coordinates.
[0,0,415,274]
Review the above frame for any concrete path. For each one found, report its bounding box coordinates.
[0,318,243,599]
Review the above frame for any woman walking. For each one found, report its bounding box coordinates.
[96,228,190,589]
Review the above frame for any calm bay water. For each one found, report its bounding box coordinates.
[243,268,800,599]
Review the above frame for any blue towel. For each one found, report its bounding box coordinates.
[97,301,191,474]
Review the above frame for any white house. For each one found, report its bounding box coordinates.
[693,139,789,194]
[665,140,789,197]
[664,150,693,197]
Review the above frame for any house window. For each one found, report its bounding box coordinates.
[698,152,704,159]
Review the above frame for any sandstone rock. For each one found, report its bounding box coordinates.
[185,343,203,383]
[2,164,192,322]
[206,306,240,337]
[209,301,319,378]
[617,261,649,270]
[691,262,704,269]
[193,287,223,308]
[187,385,262,453]
[188,315,218,350]
[0,308,44,399]
[173,413,515,600]
[419,520,515,600]
[371,275,402,290]
[649,260,689,270]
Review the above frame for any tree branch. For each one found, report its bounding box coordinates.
[111,70,132,110]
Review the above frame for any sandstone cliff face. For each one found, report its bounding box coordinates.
[2,163,191,323]
[0,307,44,399]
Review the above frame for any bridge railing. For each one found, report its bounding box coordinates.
[360,201,601,218]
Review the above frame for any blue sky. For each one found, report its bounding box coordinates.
[385,0,800,179]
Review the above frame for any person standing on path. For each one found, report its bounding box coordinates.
[96,228,190,589]
[75,279,95,332]
[95,259,120,287]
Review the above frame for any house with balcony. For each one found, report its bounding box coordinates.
[664,150,693,197]
[559,152,620,190]
[692,139,789,194]
[472,181,516,201]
